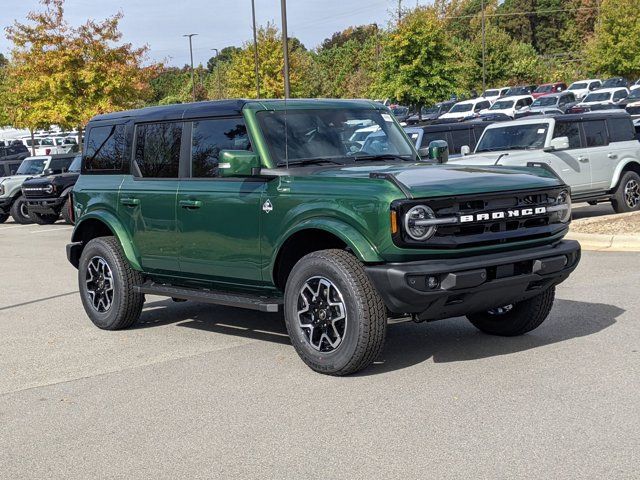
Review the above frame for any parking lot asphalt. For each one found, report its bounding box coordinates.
[1,218,638,479]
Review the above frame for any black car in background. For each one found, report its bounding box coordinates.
[600,77,629,89]
[404,120,494,157]
[504,85,537,96]
[0,143,30,177]
[620,88,640,117]
[405,100,457,125]
[390,105,411,123]
[21,154,81,224]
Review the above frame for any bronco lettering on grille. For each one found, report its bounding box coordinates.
[459,206,547,223]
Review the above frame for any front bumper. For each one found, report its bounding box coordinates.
[25,196,65,214]
[365,240,580,320]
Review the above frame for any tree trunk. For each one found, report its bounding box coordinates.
[30,129,36,156]
[417,104,422,121]
[77,126,83,152]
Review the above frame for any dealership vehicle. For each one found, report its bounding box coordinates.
[390,105,411,123]
[22,154,81,224]
[404,120,493,156]
[480,87,510,104]
[0,143,30,177]
[631,80,640,92]
[600,77,629,89]
[0,154,76,224]
[451,111,640,212]
[405,100,456,125]
[572,87,629,112]
[620,88,640,118]
[439,98,491,120]
[532,82,567,99]
[504,85,537,96]
[567,79,602,100]
[66,99,581,376]
[479,95,534,118]
[529,92,578,114]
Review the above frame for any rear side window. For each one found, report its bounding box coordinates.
[420,131,448,148]
[583,120,608,147]
[191,117,250,178]
[84,125,126,172]
[134,122,182,178]
[554,121,582,149]
[449,128,474,153]
[607,117,636,142]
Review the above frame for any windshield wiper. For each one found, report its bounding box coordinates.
[277,157,350,167]
[350,154,413,162]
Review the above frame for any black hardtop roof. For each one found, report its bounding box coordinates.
[552,110,632,122]
[411,120,493,132]
[535,91,574,98]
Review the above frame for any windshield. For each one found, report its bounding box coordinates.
[476,123,549,152]
[535,85,554,93]
[483,89,499,97]
[392,106,409,116]
[16,158,47,175]
[506,87,528,96]
[532,97,558,107]
[569,82,586,90]
[583,92,611,102]
[602,78,624,88]
[490,100,514,110]
[68,155,82,173]
[256,108,416,165]
[628,89,640,100]
[449,103,473,113]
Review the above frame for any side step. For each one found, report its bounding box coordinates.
[134,281,283,313]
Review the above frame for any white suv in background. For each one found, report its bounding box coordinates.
[450,111,640,212]
[439,98,492,121]
[576,87,629,109]
[479,95,534,118]
[567,79,602,100]
[481,87,510,104]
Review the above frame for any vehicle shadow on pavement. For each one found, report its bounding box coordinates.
[360,299,623,376]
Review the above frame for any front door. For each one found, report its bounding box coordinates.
[177,117,265,285]
[118,121,183,274]
[548,120,592,194]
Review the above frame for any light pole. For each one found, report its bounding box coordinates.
[183,33,198,102]
[211,48,222,99]
[280,0,290,98]
[251,0,261,98]
[481,0,486,93]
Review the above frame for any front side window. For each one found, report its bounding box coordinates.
[583,120,608,147]
[553,121,582,149]
[613,90,627,102]
[49,157,73,172]
[476,123,549,152]
[134,122,182,178]
[490,100,514,110]
[191,117,251,178]
[84,124,126,172]
[449,128,474,153]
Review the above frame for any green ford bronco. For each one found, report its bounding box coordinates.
[67,99,580,375]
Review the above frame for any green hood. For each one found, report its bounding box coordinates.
[311,162,563,198]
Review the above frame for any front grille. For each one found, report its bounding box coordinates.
[22,185,53,198]
[394,188,567,249]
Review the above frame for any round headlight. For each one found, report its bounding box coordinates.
[44,185,54,194]
[404,205,437,241]
[556,190,572,223]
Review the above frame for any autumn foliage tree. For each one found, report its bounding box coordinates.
[3,0,157,146]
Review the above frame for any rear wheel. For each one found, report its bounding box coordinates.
[467,287,555,336]
[284,249,387,376]
[61,197,73,224]
[612,171,640,213]
[30,211,59,225]
[9,196,32,224]
[78,236,145,330]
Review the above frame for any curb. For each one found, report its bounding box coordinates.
[565,232,640,252]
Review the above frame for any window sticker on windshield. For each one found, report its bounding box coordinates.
[381,113,393,122]
[537,128,546,134]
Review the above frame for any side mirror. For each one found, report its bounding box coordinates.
[460,145,471,156]
[427,140,449,164]
[544,136,569,152]
[218,150,260,177]
[44,168,55,175]
[418,147,429,157]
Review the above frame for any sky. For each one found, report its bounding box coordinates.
[0,0,427,66]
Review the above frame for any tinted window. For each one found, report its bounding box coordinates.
[84,125,126,172]
[449,128,474,153]
[553,121,582,149]
[49,157,73,172]
[613,90,627,102]
[134,122,182,178]
[420,131,448,148]
[191,118,251,178]
[583,120,608,147]
[607,117,635,142]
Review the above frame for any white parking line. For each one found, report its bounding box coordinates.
[30,226,73,234]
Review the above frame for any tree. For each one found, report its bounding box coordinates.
[375,7,460,111]
[206,46,241,72]
[4,0,158,147]
[225,23,313,98]
[585,0,640,78]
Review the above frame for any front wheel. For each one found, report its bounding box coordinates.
[612,171,640,213]
[284,249,387,376]
[9,196,32,224]
[467,287,555,336]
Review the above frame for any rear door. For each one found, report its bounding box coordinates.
[177,116,265,284]
[580,119,610,191]
[591,116,638,190]
[548,120,592,194]
[118,121,182,274]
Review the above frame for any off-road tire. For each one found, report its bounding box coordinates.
[0,213,8,224]
[9,196,32,224]
[284,249,387,376]
[612,170,640,213]
[78,236,145,330]
[61,197,73,224]
[30,211,59,225]
[467,287,555,336]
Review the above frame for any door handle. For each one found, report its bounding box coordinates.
[607,153,618,159]
[578,156,589,163]
[120,197,140,207]
[179,199,203,209]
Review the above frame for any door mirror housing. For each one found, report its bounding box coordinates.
[218,150,260,177]
[427,140,449,164]
[460,145,471,156]
[544,136,569,152]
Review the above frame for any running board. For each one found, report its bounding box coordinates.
[134,281,283,313]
